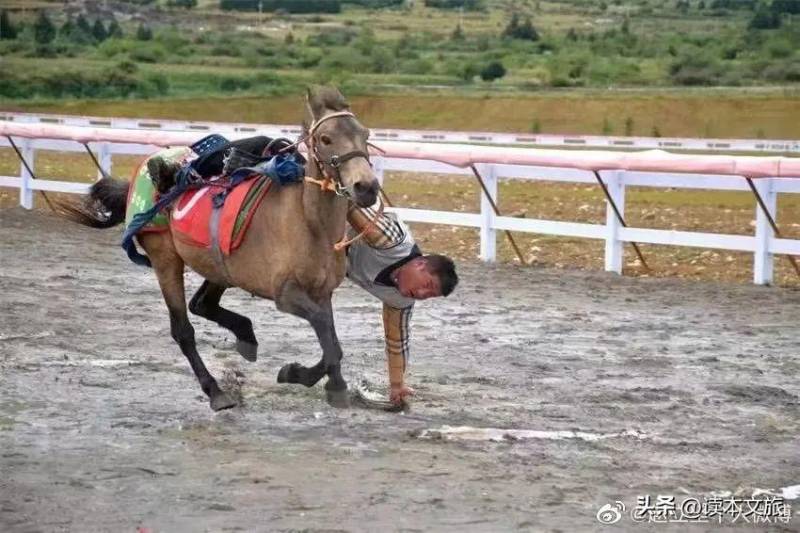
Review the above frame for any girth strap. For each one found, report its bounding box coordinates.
[209,202,234,286]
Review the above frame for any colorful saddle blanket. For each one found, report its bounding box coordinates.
[125,146,195,234]
[124,146,272,257]
[170,176,272,255]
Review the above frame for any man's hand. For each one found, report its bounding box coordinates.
[390,384,415,405]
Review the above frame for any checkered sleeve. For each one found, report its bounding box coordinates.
[383,303,413,388]
[346,196,405,249]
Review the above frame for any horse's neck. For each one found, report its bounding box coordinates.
[303,161,347,245]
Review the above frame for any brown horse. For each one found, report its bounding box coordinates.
[60,87,379,411]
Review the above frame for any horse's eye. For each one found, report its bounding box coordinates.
[320,135,332,146]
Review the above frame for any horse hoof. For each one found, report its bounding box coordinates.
[277,363,298,384]
[210,392,237,411]
[236,340,258,362]
[325,388,350,409]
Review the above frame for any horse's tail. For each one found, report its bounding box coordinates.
[57,176,130,229]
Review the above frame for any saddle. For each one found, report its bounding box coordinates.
[122,134,304,268]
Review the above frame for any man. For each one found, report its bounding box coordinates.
[346,197,459,406]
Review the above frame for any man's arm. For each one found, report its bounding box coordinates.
[348,198,416,404]
[383,303,414,403]
[347,197,404,249]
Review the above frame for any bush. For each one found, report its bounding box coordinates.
[219,76,252,91]
[220,0,341,13]
[424,0,484,10]
[762,61,800,82]
[749,8,781,30]
[136,24,153,41]
[167,0,197,7]
[0,67,169,100]
[669,53,722,85]
[503,13,539,41]
[480,60,506,81]
[129,44,166,63]
[306,27,357,47]
[1,10,18,40]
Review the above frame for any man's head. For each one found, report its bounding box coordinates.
[393,254,458,300]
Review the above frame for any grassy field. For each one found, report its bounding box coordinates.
[2,0,799,99]
[6,89,800,139]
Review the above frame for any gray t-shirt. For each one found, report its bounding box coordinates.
[346,212,418,310]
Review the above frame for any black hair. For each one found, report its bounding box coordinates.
[423,254,459,296]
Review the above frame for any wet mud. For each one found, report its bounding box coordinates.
[1,207,799,532]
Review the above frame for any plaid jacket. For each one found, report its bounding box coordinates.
[346,198,415,389]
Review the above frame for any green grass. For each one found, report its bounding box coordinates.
[8,89,800,140]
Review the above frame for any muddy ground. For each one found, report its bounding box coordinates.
[1,207,799,532]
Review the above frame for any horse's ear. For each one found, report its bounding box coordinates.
[305,85,327,120]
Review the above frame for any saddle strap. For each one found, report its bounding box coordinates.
[209,203,234,286]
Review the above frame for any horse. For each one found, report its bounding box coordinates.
[59,86,379,411]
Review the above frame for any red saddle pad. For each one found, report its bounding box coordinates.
[170,177,271,255]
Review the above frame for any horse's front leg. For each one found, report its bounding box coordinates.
[274,281,348,408]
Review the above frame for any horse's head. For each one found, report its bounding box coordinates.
[304,86,379,208]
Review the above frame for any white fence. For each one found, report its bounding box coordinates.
[1,120,799,286]
[3,111,800,154]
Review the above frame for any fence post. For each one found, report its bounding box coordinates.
[478,163,497,262]
[19,139,34,209]
[603,170,625,274]
[753,178,776,285]
[373,155,385,186]
[98,142,112,181]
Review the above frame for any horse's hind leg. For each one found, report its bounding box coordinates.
[274,281,348,408]
[189,280,258,362]
[141,235,236,411]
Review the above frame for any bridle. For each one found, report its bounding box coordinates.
[279,110,373,198]
[280,109,384,252]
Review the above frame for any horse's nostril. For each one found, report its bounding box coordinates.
[354,180,378,195]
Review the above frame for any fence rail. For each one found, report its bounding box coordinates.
[3,111,800,154]
[1,118,799,286]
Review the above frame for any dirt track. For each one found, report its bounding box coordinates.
[1,207,799,532]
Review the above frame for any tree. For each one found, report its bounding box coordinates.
[1,10,18,40]
[92,19,108,42]
[33,10,56,44]
[503,13,538,40]
[137,23,153,41]
[517,17,539,40]
[748,7,781,29]
[480,60,506,81]
[75,14,92,36]
[107,19,124,39]
[503,12,520,38]
[451,23,464,41]
[772,0,800,15]
[59,17,76,40]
